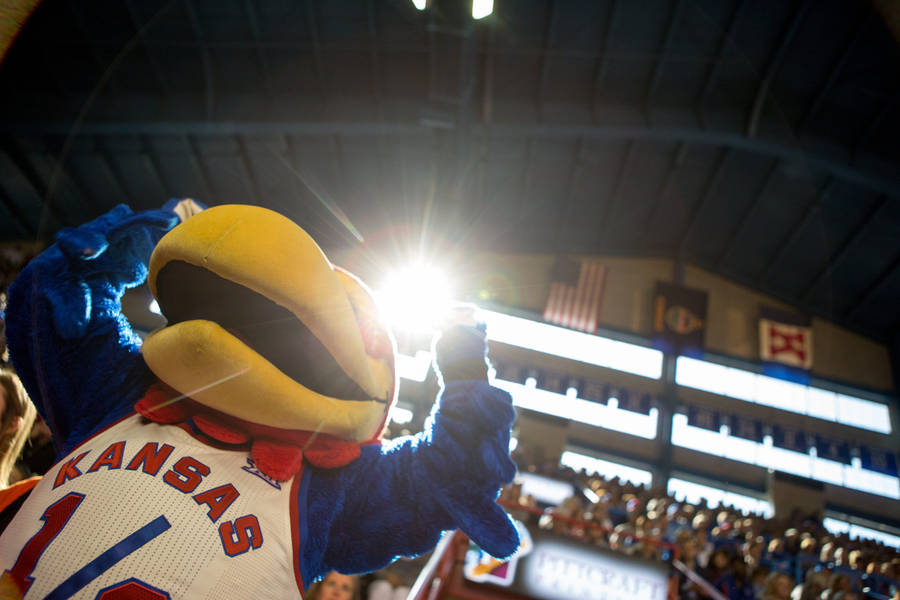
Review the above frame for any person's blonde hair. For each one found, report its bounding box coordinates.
[0,367,37,488]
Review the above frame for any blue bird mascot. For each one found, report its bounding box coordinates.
[0,200,518,599]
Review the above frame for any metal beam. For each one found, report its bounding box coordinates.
[746,0,811,137]
[589,0,619,120]
[243,0,274,98]
[481,19,496,126]
[7,120,900,199]
[305,8,329,111]
[183,0,214,120]
[124,0,170,94]
[140,135,173,200]
[599,140,636,229]
[800,194,890,303]
[96,138,139,206]
[716,160,781,269]
[852,87,900,164]
[553,138,585,252]
[0,139,68,231]
[757,178,835,286]
[696,0,747,117]
[366,0,384,120]
[843,250,900,323]
[797,7,872,135]
[235,136,266,206]
[184,135,213,202]
[677,148,733,256]
[0,185,36,238]
[641,141,688,241]
[536,0,559,120]
[643,0,684,119]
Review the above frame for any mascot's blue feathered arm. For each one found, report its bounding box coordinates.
[301,324,520,583]
[5,204,181,455]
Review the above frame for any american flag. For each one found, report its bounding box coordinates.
[541,258,607,333]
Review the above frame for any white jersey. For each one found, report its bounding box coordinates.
[0,414,303,599]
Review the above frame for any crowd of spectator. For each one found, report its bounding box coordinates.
[503,447,899,600]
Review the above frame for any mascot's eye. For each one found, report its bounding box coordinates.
[358,315,391,360]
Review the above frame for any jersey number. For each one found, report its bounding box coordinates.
[1,492,171,599]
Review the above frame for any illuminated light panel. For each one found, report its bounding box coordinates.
[668,477,773,517]
[517,472,575,506]
[472,0,493,19]
[479,309,663,379]
[675,356,891,434]
[492,377,658,439]
[149,299,162,315]
[671,415,900,500]
[823,518,900,548]
[411,0,427,9]
[396,350,432,382]
[560,451,653,487]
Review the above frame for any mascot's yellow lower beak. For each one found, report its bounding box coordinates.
[142,205,396,442]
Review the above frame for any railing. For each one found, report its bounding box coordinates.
[407,501,733,600]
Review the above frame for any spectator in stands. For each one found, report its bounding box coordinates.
[305,571,360,600]
[761,571,794,600]
[0,367,35,488]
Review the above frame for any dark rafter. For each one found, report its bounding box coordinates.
[600,140,636,230]
[643,0,684,120]
[184,136,214,202]
[235,136,266,207]
[97,139,138,206]
[0,139,69,230]
[553,138,585,252]
[536,0,559,120]
[696,0,747,120]
[716,160,781,270]
[123,0,170,95]
[757,178,835,286]
[800,195,890,303]
[140,135,173,200]
[0,184,36,238]
[65,0,121,96]
[844,250,900,324]
[243,0,274,99]
[366,0,384,120]
[589,0,619,121]
[796,7,872,135]
[183,0,215,120]
[677,147,733,257]
[746,0,811,137]
[851,87,900,164]
[641,142,688,241]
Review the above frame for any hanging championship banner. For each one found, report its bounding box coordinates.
[652,282,708,356]
[759,306,813,379]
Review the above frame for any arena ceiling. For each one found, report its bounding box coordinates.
[0,0,899,348]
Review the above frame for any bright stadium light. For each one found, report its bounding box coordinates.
[149,299,162,315]
[376,263,453,333]
[472,0,493,19]
[411,0,427,10]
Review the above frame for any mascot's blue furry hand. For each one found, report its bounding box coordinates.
[433,304,490,383]
[41,203,189,339]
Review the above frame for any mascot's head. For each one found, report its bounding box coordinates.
[141,205,397,447]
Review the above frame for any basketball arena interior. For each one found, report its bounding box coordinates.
[0,1,898,599]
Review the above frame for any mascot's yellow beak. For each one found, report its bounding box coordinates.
[142,205,396,442]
